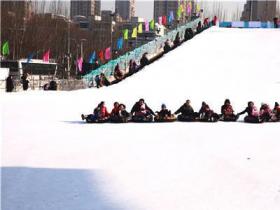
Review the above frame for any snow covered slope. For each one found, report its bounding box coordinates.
[1,27,280,210]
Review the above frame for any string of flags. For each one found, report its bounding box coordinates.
[1,1,201,73]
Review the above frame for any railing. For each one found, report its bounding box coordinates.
[83,18,201,84]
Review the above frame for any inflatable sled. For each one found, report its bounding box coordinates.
[154,115,177,123]
[131,115,153,123]
[199,113,220,122]
[244,116,262,124]
[177,115,199,122]
[82,114,109,123]
[220,114,239,122]
[110,116,130,123]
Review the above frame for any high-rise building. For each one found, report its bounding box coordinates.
[154,0,195,23]
[70,0,101,19]
[115,0,135,21]
[154,0,178,22]
[241,0,277,21]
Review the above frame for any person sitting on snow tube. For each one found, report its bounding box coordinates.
[259,103,273,122]
[155,104,176,122]
[110,102,120,122]
[220,99,238,121]
[81,101,110,123]
[131,98,155,122]
[110,103,130,123]
[199,101,220,122]
[271,102,280,122]
[237,101,260,123]
[175,100,199,121]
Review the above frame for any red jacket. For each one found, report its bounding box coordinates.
[99,106,110,118]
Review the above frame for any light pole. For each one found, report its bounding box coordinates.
[80,39,87,58]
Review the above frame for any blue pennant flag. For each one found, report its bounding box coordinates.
[168,11,174,24]
[89,51,96,64]
[27,53,34,63]
[117,38,123,50]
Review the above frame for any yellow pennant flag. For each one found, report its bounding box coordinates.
[131,27,137,38]
[196,4,201,13]
[138,23,143,33]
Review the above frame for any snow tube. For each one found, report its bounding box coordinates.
[131,115,153,123]
[244,116,262,123]
[154,115,177,122]
[199,113,220,122]
[110,117,130,123]
[177,115,198,122]
[220,114,238,122]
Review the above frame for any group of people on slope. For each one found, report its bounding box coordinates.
[94,58,140,88]
[81,99,280,123]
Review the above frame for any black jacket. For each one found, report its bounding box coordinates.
[175,104,194,116]
[131,102,155,115]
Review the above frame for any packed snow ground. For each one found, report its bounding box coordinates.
[1,27,280,210]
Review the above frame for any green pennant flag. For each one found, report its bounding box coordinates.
[123,29,129,40]
[2,41,9,56]
[149,19,155,30]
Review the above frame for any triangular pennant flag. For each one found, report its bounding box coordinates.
[123,29,129,40]
[158,16,162,25]
[43,49,50,62]
[187,3,191,15]
[2,41,9,56]
[117,38,123,50]
[131,27,137,38]
[145,20,149,32]
[138,23,143,33]
[89,51,96,64]
[162,16,167,25]
[169,11,174,23]
[98,50,104,62]
[149,19,155,30]
[105,47,111,60]
[196,4,201,13]
[77,57,83,72]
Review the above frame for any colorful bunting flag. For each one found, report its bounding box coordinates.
[117,38,123,50]
[187,2,191,15]
[105,47,111,60]
[98,50,104,62]
[168,11,174,23]
[2,41,9,56]
[131,27,137,38]
[43,49,50,62]
[77,57,83,72]
[162,16,167,25]
[123,29,129,40]
[177,6,182,19]
[89,51,96,64]
[138,23,143,33]
[145,20,149,32]
[196,4,201,13]
[158,16,162,25]
[149,19,155,30]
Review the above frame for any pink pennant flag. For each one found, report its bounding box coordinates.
[145,20,149,32]
[187,4,191,15]
[158,16,162,25]
[42,49,50,62]
[105,47,111,60]
[77,57,83,72]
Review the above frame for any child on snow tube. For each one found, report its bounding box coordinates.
[271,102,280,122]
[220,99,238,122]
[155,104,176,122]
[259,103,273,122]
